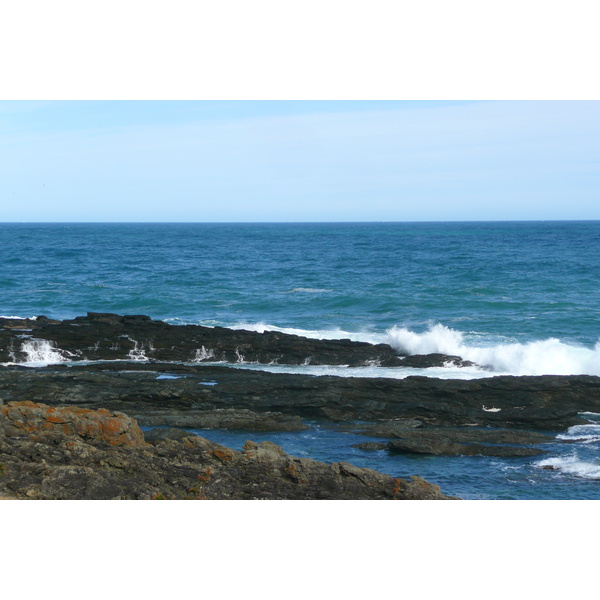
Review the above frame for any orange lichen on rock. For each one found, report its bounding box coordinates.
[211,448,235,462]
[0,401,146,447]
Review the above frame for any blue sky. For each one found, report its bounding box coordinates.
[1,100,598,222]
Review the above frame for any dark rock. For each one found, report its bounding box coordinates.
[0,313,412,367]
[1,362,598,431]
[358,419,424,437]
[387,438,545,457]
[362,426,551,445]
[136,408,308,431]
[385,428,550,457]
[352,442,389,450]
[394,354,476,368]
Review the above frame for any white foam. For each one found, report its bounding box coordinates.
[20,339,66,365]
[283,288,334,293]
[536,454,600,479]
[556,424,600,443]
[193,346,215,361]
[226,362,492,380]
[123,337,148,361]
[229,321,600,377]
[385,324,600,376]
[231,321,382,343]
[0,315,37,320]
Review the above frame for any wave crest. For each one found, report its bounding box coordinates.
[385,324,600,376]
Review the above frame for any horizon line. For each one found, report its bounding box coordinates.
[1,219,600,225]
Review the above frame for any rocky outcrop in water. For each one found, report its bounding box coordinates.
[0,403,452,500]
[384,428,549,457]
[0,313,483,369]
[353,424,552,457]
[0,313,410,366]
[1,361,598,431]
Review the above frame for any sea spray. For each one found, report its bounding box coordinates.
[231,320,600,377]
[385,324,600,376]
[20,339,66,365]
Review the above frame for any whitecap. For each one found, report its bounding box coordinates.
[385,323,600,376]
[536,455,600,479]
[283,288,334,294]
[556,424,600,443]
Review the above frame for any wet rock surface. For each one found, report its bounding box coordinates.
[0,404,452,500]
[1,361,599,431]
[385,428,550,457]
[353,427,552,457]
[2,314,600,481]
[0,313,411,367]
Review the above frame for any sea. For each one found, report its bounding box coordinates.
[2,221,600,499]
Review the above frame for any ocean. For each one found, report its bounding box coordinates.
[2,221,600,499]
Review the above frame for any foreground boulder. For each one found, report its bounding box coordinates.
[1,401,146,447]
[0,403,453,500]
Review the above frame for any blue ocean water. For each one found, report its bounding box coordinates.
[2,221,600,498]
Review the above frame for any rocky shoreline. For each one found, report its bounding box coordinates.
[0,312,475,368]
[0,401,451,500]
[2,313,599,498]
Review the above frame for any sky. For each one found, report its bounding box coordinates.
[1,100,599,222]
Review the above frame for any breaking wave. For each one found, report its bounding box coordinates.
[385,324,600,376]
[3,316,600,377]
[232,321,600,376]
[536,454,600,479]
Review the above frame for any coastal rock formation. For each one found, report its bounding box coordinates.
[136,408,308,431]
[1,362,599,431]
[354,427,551,457]
[0,404,452,500]
[0,313,481,370]
[1,401,145,447]
[393,353,476,369]
[387,437,544,457]
[0,313,409,367]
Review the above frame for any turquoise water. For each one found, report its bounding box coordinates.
[3,221,600,498]
[3,221,600,342]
